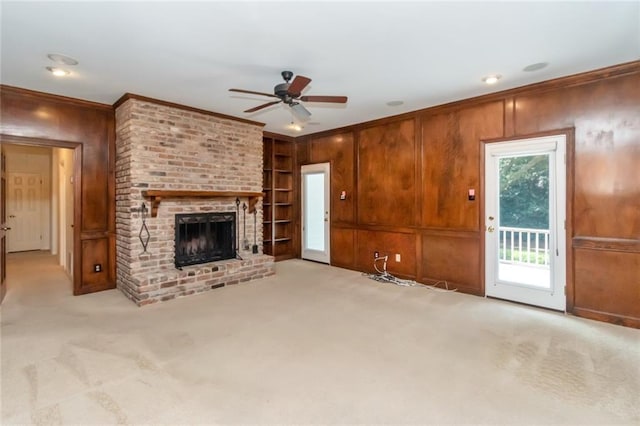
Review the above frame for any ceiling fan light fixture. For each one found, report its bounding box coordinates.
[287,122,303,132]
[482,74,502,85]
[290,102,312,120]
[46,66,70,77]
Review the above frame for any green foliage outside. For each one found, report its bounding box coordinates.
[499,155,549,229]
[499,247,548,265]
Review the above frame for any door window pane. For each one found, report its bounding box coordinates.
[497,154,551,288]
[304,173,325,251]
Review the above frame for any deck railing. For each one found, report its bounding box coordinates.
[499,227,550,266]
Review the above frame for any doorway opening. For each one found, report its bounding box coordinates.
[2,142,76,298]
[301,163,330,264]
[484,134,567,311]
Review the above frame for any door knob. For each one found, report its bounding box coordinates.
[487,225,495,233]
[1,227,11,231]
[9,215,15,218]
[488,216,494,221]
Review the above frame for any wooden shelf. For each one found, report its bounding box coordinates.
[142,190,263,217]
[263,136,296,261]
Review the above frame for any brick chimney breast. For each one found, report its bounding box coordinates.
[115,98,274,306]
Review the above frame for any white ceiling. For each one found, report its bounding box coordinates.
[1,1,639,137]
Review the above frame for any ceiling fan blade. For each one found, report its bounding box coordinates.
[290,102,311,120]
[244,100,282,113]
[229,88,278,98]
[287,75,311,96]
[300,95,348,103]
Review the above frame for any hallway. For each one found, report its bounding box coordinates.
[4,251,73,305]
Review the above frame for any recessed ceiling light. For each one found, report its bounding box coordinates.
[482,74,502,85]
[46,67,70,77]
[386,100,404,107]
[523,62,549,72]
[47,53,78,66]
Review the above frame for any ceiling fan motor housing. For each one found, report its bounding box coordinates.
[273,83,292,103]
[274,82,291,98]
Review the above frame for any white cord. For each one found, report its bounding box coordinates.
[364,255,457,292]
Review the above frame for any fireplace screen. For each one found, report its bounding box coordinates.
[175,212,235,267]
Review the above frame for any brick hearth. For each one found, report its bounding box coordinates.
[115,98,274,306]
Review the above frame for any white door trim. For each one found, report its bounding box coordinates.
[301,163,330,263]
[485,134,567,311]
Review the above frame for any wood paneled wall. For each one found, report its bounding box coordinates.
[0,86,116,295]
[358,120,417,227]
[297,61,640,327]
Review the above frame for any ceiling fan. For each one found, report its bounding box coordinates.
[229,71,347,119]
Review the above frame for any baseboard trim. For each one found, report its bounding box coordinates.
[571,307,640,329]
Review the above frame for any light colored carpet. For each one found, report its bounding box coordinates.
[1,251,639,425]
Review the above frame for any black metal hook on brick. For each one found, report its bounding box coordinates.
[138,203,150,253]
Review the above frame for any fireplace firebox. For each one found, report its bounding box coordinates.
[175,212,236,267]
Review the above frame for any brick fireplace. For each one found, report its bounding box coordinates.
[115,96,274,306]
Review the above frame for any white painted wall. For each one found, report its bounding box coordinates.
[51,150,59,256]
[55,148,75,277]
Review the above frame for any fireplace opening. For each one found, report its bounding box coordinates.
[175,212,236,268]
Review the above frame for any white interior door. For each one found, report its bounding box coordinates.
[301,163,330,263]
[485,135,566,311]
[7,172,43,252]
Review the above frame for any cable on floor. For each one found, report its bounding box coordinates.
[363,255,457,293]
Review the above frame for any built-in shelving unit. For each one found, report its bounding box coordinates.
[263,135,295,261]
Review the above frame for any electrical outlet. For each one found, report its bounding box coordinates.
[94,263,102,273]
[374,251,379,259]
[395,253,401,262]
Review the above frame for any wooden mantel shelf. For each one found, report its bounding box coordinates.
[142,190,263,217]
